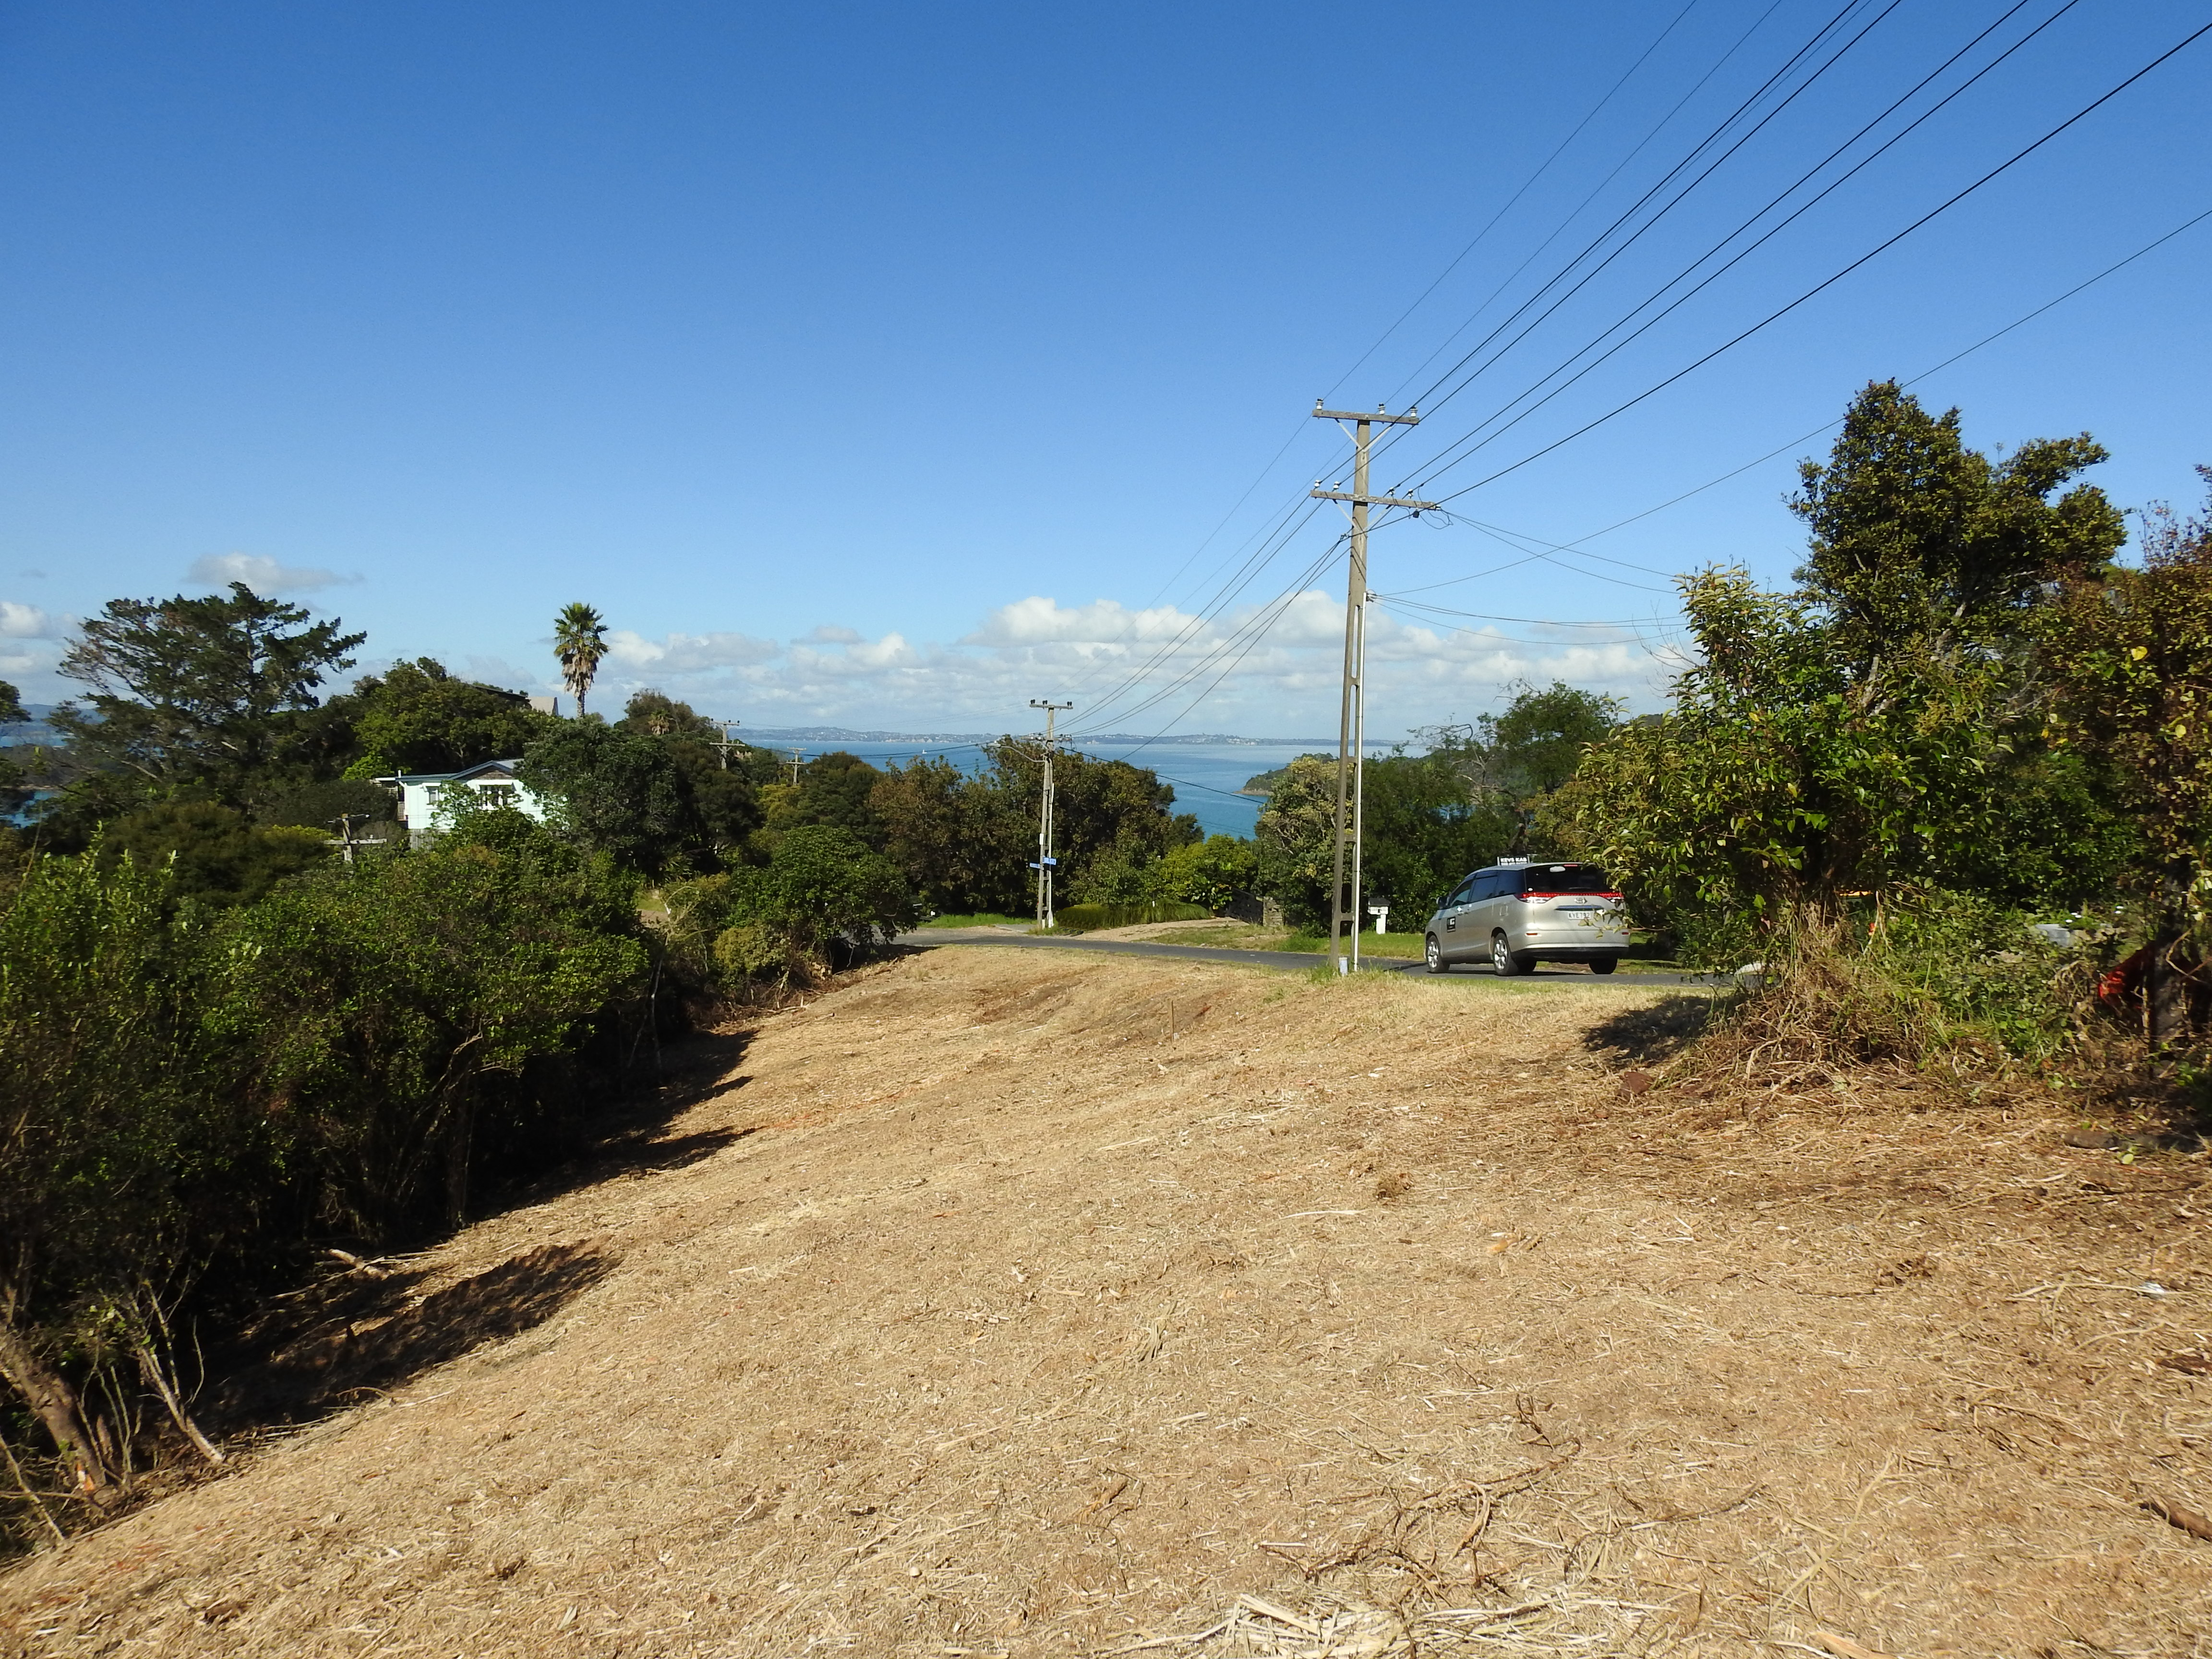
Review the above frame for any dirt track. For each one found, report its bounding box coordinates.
[3,947,2210,1658]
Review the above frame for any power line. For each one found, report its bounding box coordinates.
[1377,0,1798,414]
[1394,0,1896,426]
[1329,0,1707,401]
[1395,0,2075,495]
[1367,196,2212,609]
[1014,1,1851,711]
[1493,201,2212,557]
[1354,0,1899,490]
[1398,18,2212,515]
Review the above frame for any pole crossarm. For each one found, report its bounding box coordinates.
[1309,489,1440,510]
[1312,406,1421,426]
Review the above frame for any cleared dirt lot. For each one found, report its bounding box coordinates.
[3,947,2209,1658]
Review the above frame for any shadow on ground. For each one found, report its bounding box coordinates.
[1582,992,1728,1065]
[204,1022,765,1436]
[210,1241,621,1430]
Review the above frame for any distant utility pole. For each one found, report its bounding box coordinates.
[328,813,386,866]
[784,750,804,786]
[714,721,743,769]
[1029,699,1072,929]
[1311,402,1437,974]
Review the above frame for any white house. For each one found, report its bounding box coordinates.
[374,758,548,842]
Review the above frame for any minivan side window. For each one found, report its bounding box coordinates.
[1470,870,1503,901]
[1444,877,1477,907]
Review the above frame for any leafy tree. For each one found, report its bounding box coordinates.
[0,680,25,724]
[553,603,608,717]
[99,801,330,907]
[735,824,915,961]
[1554,385,2131,957]
[784,752,886,842]
[869,755,1029,914]
[2038,473,2212,1039]
[519,718,700,876]
[618,688,722,740]
[209,806,646,1232]
[616,690,763,862]
[982,739,1196,896]
[50,584,363,795]
[258,777,397,835]
[1793,380,2124,657]
[1254,755,1338,924]
[1151,834,1258,912]
[1422,681,1623,827]
[675,825,917,984]
[1361,753,1514,921]
[334,659,555,778]
[0,851,240,1499]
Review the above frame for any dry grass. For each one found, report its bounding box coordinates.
[3,948,2210,1657]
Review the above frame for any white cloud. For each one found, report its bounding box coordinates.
[603,629,782,675]
[540,588,1682,736]
[0,601,55,638]
[963,596,1198,648]
[188,552,359,593]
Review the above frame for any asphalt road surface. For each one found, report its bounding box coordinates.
[898,928,1714,987]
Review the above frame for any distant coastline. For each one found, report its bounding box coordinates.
[737,726,1337,747]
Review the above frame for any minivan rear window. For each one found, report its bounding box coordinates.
[1517,864,1612,895]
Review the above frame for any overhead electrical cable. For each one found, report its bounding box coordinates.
[1384,198,2212,595]
[1356,0,1904,487]
[1067,539,1347,741]
[1380,18,2212,518]
[1380,0,1895,442]
[1379,0,1798,412]
[1029,0,1866,722]
[1327,0,1707,400]
[1058,498,1328,721]
[1395,0,2082,496]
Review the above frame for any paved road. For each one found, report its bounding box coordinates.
[897,928,1715,987]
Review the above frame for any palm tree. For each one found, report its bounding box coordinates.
[553,602,609,716]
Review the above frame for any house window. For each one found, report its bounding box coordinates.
[477,783,517,805]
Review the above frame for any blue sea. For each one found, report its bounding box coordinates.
[743,731,1385,839]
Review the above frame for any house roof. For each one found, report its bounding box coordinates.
[372,759,527,787]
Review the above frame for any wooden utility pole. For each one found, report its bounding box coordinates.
[713,721,743,769]
[1029,700,1072,929]
[1311,403,1436,973]
[329,813,387,865]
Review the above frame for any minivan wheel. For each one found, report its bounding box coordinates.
[1589,957,1619,975]
[1491,932,1528,976]
[1425,934,1446,974]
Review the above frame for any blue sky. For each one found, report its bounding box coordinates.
[1,1,2205,738]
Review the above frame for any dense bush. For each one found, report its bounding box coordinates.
[98,800,331,907]
[1255,752,1509,927]
[208,804,647,1237]
[0,809,653,1518]
[666,824,916,988]
[1050,900,1210,932]
[0,851,238,1499]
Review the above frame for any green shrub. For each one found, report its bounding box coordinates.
[1051,900,1210,933]
[207,809,647,1236]
[0,848,234,1499]
[99,800,329,907]
[666,824,916,987]
[1705,892,2088,1081]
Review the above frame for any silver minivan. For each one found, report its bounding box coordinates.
[1422,859,1627,976]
